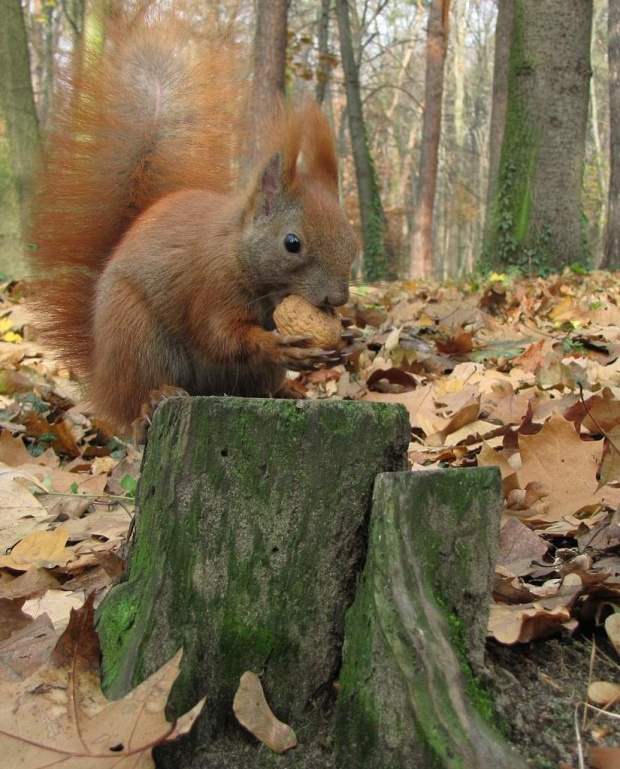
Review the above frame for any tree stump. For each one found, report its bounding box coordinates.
[334,469,524,768]
[97,397,523,768]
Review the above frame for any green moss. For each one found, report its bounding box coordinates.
[334,570,381,766]
[362,133,389,282]
[437,597,506,735]
[96,581,141,693]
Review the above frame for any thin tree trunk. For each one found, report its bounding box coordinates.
[603,0,620,270]
[487,0,592,273]
[0,0,40,228]
[452,0,465,148]
[410,0,451,279]
[0,0,40,276]
[484,0,514,243]
[448,0,465,279]
[336,0,388,281]
[315,0,332,105]
[252,0,288,143]
[589,3,607,246]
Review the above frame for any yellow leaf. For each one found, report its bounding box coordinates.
[0,527,71,571]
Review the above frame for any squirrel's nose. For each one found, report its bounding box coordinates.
[325,285,349,307]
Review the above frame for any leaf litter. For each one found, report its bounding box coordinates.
[0,273,619,764]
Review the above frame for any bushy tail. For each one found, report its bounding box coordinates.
[30,13,245,378]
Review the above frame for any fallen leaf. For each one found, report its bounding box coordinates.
[0,594,205,766]
[518,412,620,520]
[23,589,86,631]
[0,568,59,600]
[0,527,71,571]
[0,598,32,642]
[233,671,297,754]
[0,613,57,681]
[604,613,620,655]
[498,518,550,576]
[587,681,620,706]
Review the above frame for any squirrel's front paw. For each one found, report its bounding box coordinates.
[274,333,341,371]
[334,321,365,364]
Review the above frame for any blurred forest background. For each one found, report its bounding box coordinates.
[0,0,617,281]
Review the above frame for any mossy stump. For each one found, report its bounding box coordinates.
[97,397,523,768]
[334,470,525,769]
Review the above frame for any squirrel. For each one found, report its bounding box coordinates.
[30,14,360,437]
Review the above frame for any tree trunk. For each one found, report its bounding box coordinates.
[603,0,620,270]
[410,0,451,280]
[486,0,592,273]
[0,0,40,269]
[315,0,333,106]
[251,0,288,145]
[484,0,514,247]
[97,397,523,768]
[335,0,388,281]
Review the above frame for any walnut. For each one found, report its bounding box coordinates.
[273,295,343,350]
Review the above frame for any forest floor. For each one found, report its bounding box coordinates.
[0,270,619,767]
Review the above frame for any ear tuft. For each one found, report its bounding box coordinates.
[300,100,339,192]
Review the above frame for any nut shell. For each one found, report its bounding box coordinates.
[273,295,343,350]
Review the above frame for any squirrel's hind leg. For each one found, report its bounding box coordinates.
[131,386,189,444]
[92,275,193,437]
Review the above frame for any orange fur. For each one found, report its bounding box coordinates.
[30,12,358,435]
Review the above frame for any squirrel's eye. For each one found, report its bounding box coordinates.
[284,233,301,254]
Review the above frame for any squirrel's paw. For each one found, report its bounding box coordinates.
[273,333,340,372]
[131,385,189,443]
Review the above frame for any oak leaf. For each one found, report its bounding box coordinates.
[517,411,620,520]
[0,594,204,768]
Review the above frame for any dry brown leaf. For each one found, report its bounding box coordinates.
[21,412,81,458]
[362,385,443,434]
[512,340,546,373]
[581,387,620,433]
[0,594,205,767]
[425,398,480,447]
[587,681,620,706]
[478,441,515,479]
[0,430,32,466]
[0,468,49,552]
[0,598,32,642]
[233,671,297,754]
[518,411,620,520]
[498,518,550,577]
[0,527,72,571]
[62,508,132,542]
[0,568,60,600]
[0,613,57,681]
[22,589,86,631]
[487,601,577,645]
[604,612,620,655]
[435,327,474,355]
[598,425,620,487]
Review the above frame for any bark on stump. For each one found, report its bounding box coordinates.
[97,397,523,768]
[335,470,524,768]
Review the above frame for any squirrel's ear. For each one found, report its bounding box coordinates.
[301,102,339,193]
[259,153,285,198]
[253,152,287,219]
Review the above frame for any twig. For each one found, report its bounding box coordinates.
[36,491,135,504]
[582,702,620,721]
[583,636,597,730]
[574,704,585,769]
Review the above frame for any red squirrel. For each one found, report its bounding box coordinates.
[30,16,359,436]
